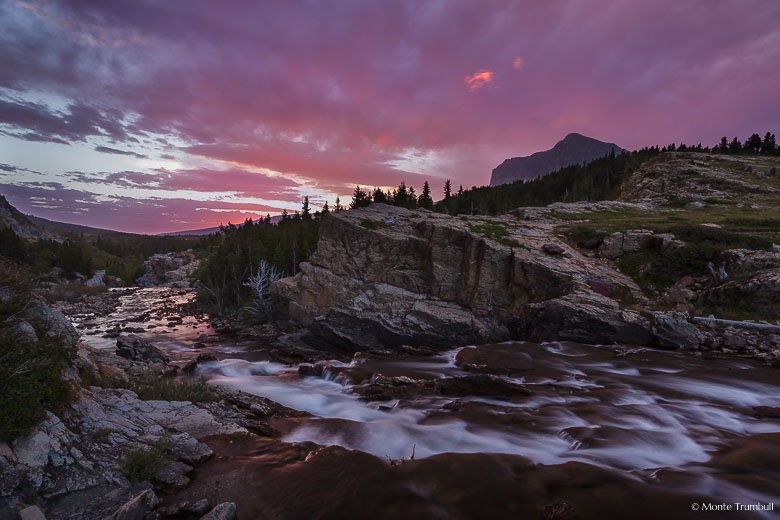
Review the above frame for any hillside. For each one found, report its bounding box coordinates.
[490,133,625,186]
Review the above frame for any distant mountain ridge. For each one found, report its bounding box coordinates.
[490,133,626,186]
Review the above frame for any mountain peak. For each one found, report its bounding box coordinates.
[490,134,625,186]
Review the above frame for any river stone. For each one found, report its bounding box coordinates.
[200,502,237,520]
[651,312,704,349]
[116,335,169,363]
[19,506,47,520]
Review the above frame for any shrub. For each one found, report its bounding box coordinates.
[0,260,76,442]
[121,436,169,482]
[128,374,215,403]
[359,219,389,230]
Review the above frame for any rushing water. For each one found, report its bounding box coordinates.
[70,288,780,516]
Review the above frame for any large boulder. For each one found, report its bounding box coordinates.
[651,312,705,349]
[517,291,652,345]
[115,335,169,363]
[273,205,647,350]
[22,299,80,346]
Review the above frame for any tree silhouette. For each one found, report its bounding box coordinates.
[418,181,433,210]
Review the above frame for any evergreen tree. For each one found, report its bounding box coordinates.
[334,196,343,212]
[281,208,289,222]
[744,133,762,154]
[761,132,776,155]
[350,186,371,209]
[321,201,329,214]
[372,188,388,204]
[729,137,743,154]
[418,181,433,209]
[301,196,311,220]
[444,179,452,200]
[394,182,409,208]
[407,186,418,209]
[718,137,729,153]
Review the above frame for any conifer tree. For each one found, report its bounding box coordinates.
[302,196,311,220]
[418,181,433,209]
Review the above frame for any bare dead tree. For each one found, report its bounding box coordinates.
[242,260,282,332]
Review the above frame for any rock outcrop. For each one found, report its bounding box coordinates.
[136,251,200,288]
[273,204,649,351]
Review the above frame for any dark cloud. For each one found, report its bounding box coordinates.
[0,98,129,143]
[94,145,148,159]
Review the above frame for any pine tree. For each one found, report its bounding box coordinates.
[761,132,776,155]
[418,181,433,210]
[302,196,311,220]
[718,137,729,154]
[729,137,743,154]
[280,209,289,221]
[444,179,452,200]
[372,188,388,204]
[334,197,343,212]
[350,186,371,209]
[394,182,408,207]
[407,186,417,209]
[745,133,762,154]
[321,201,329,214]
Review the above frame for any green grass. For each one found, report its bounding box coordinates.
[467,222,523,247]
[93,427,118,443]
[129,374,216,403]
[557,206,780,242]
[359,219,389,230]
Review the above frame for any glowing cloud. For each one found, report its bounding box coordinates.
[513,56,524,70]
[464,70,494,92]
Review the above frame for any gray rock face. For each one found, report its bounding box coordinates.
[85,270,106,287]
[108,489,159,520]
[651,312,705,349]
[490,133,625,186]
[22,300,80,346]
[200,502,237,520]
[273,204,648,351]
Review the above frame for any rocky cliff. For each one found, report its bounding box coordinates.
[490,133,625,186]
[272,204,649,351]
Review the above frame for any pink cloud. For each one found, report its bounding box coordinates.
[464,70,494,92]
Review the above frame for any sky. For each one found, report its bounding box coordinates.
[1,0,779,234]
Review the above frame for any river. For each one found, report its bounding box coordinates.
[69,287,780,519]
